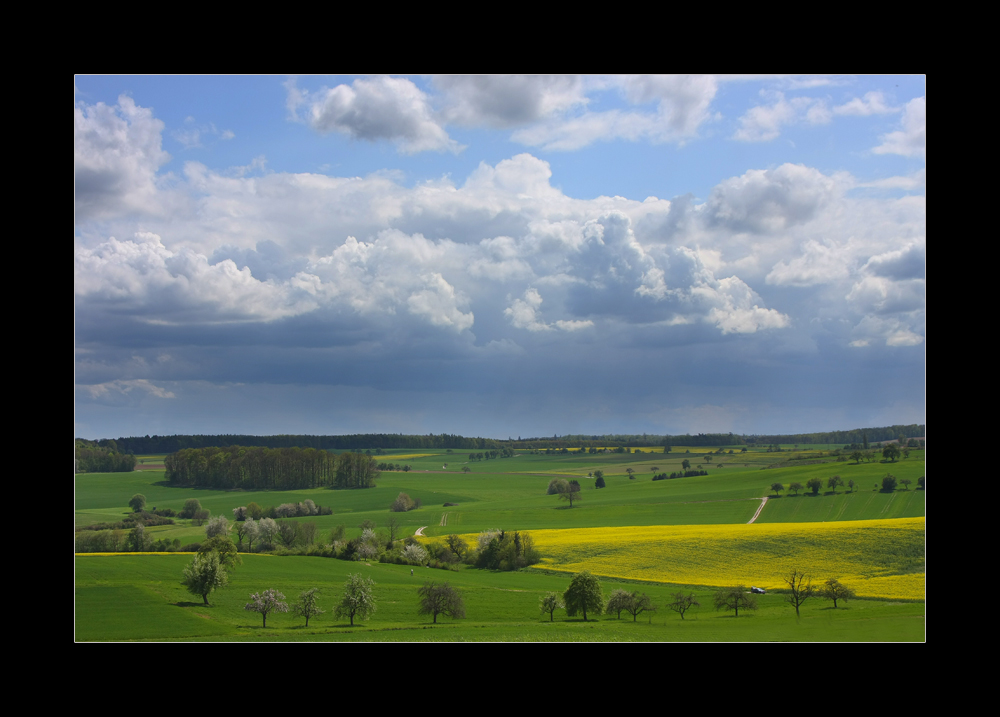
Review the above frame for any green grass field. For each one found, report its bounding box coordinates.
[75,447,925,641]
[75,554,923,642]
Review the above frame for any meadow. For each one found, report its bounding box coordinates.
[75,445,925,641]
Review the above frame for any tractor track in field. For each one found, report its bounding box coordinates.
[747,496,768,524]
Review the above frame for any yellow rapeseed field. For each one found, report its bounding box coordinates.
[439,518,924,600]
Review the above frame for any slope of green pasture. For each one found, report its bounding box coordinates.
[76,585,235,640]
[75,554,923,642]
[757,489,925,523]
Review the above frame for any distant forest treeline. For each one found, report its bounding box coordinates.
[75,440,137,473]
[165,446,378,491]
[743,424,924,446]
[92,424,925,456]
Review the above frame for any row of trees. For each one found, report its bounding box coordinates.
[235,576,465,627]
[165,446,379,490]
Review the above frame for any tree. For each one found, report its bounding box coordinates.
[594,473,606,488]
[540,592,564,622]
[240,517,259,553]
[847,479,855,492]
[417,582,465,623]
[899,478,912,490]
[623,592,655,622]
[198,536,242,569]
[334,573,377,626]
[784,570,814,616]
[606,588,633,619]
[246,501,263,520]
[819,578,855,608]
[462,466,471,473]
[257,517,279,550]
[881,473,898,492]
[713,586,757,617]
[770,483,784,496]
[205,514,230,539]
[182,551,228,605]
[882,444,901,462]
[917,476,925,490]
[682,459,691,471]
[668,592,700,620]
[564,571,604,621]
[292,587,325,627]
[129,494,146,513]
[558,479,582,507]
[827,475,843,492]
[445,534,468,560]
[193,508,210,526]
[403,543,427,564]
[626,468,635,479]
[806,477,823,495]
[788,482,803,495]
[244,588,288,628]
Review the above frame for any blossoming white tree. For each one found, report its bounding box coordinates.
[334,574,377,626]
[244,589,288,628]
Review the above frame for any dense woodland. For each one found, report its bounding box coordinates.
[165,446,379,491]
[92,424,925,456]
[75,440,136,473]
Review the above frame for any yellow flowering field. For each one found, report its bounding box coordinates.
[443,518,924,600]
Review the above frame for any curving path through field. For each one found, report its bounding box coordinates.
[414,526,428,536]
[747,496,768,524]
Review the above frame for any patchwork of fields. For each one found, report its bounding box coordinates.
[75,446,925,641]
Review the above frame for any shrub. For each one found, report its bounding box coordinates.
[179,499,202,520]
[390,492,416,512]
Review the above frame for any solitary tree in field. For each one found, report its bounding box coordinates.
[540,592,564,622]
[714,586,757,617]
[335,574,377,626]
[129,494,146,513]
[292,587,325,627]
[827,475,843,493]
[806,477,823,495]
[784,570,814,617]
[244,589,288,628]
[557,479,582,507]
[198,536,242,569]
[770,483,784,496]
[819,579,855,608]
[682,459,691,471]
[899,478,912,490]
[668,592,700,620]
[182,551,228,605]
[788,482,803,495]
[564,571,604,621]
[883,444,901,462]
[847,479,855,493]
[417,582,464,623]
[881,473,898,492]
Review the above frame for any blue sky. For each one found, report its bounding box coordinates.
[74,75,925,440]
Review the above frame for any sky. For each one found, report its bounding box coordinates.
[74,75,925,441]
